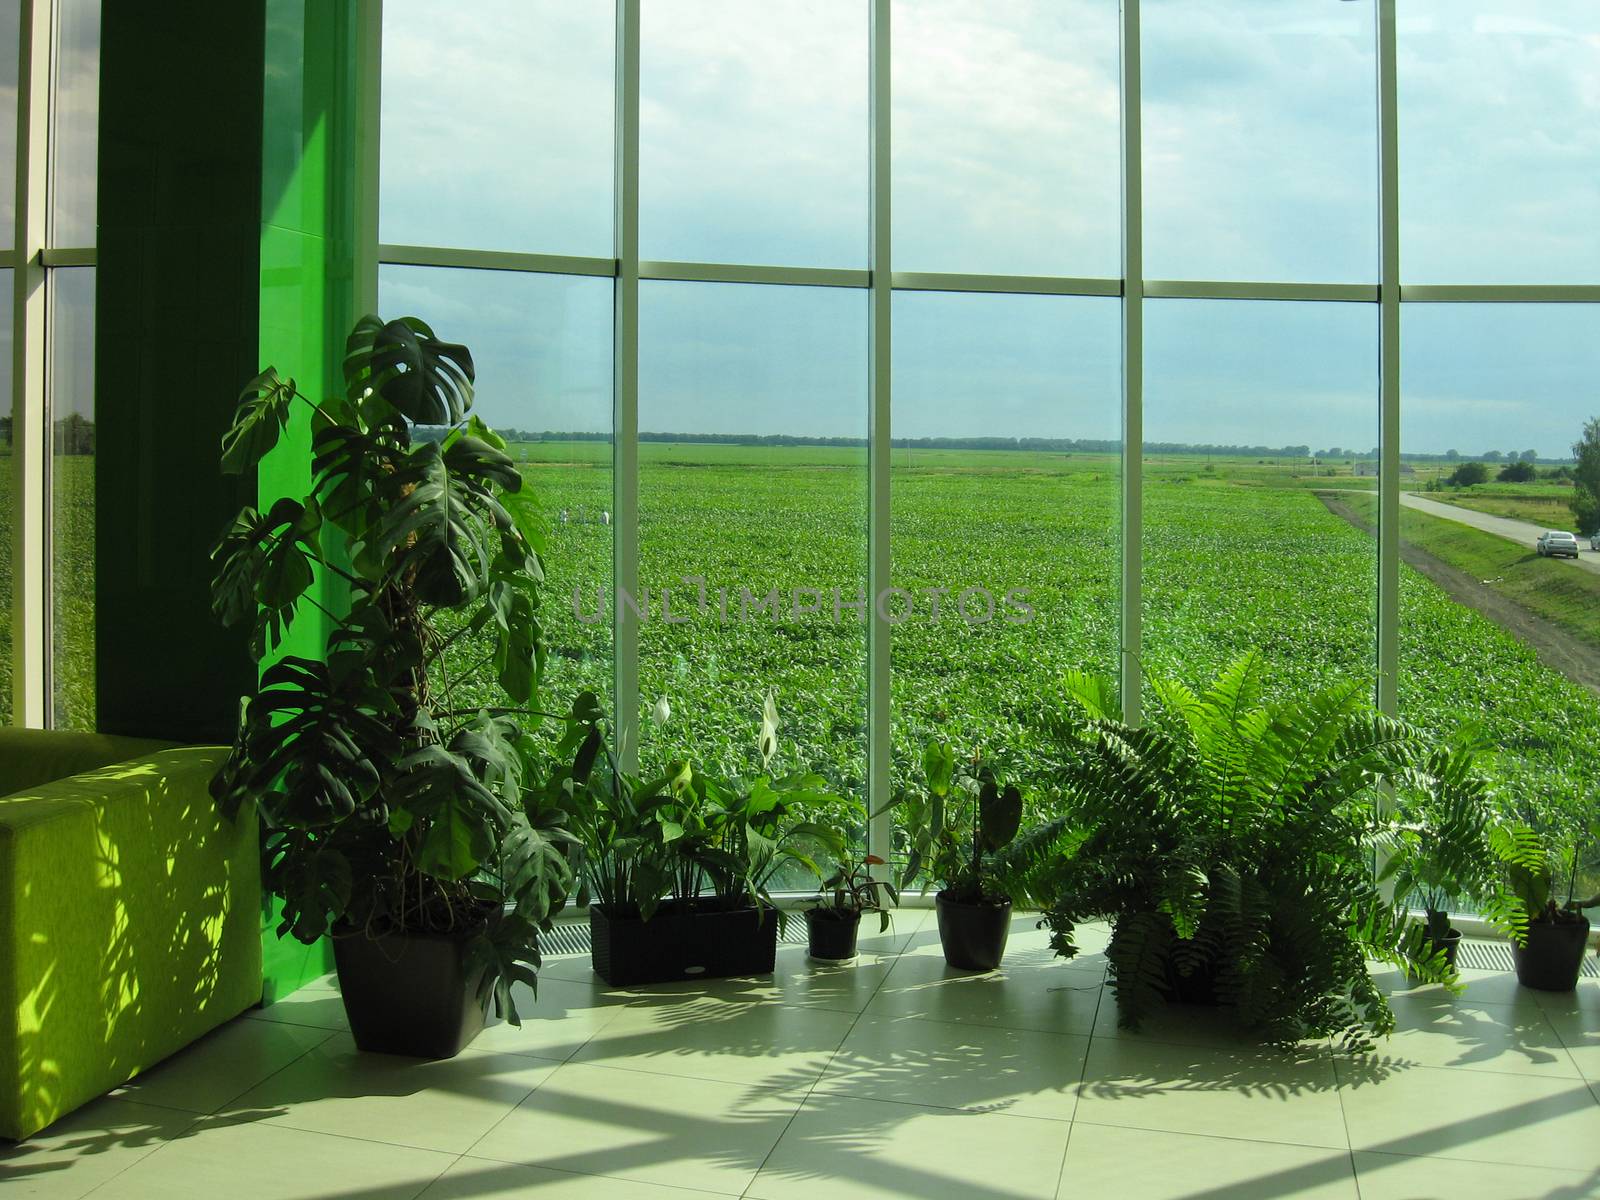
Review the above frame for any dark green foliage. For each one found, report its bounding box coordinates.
[892,739,1028,904]
[1003,655,1484,1052]
[1496,460,1536,483]
[1570,416,1600,535]
[1446,461,1488,487]
[548,691,846,926]
[210,315,570,1025]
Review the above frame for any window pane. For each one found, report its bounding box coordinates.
[637,281,868,820]
[1400,2,1600,284]
[50,268,94,729]
[0,5,17,250]
[1400,303,1600,896]
[380,1,614,256]
[641,0,868,267]
[0,271,12,723]
[1142,300,1379,698]
[1142,0,1378,283]
[891,292,1120,788]
[378,265,615,746]
[50,0,99,248]
[892,0,1119,277]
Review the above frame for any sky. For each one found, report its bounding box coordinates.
[372,0,1600,458]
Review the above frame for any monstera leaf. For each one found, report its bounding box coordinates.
[344,314,474,426]
[210,497,323,653]
[220,368,296,474]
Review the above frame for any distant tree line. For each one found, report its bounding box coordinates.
[0,414,95,454]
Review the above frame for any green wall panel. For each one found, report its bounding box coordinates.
[98,0,364,1003]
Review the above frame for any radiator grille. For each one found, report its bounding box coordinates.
[539,924,1597,976]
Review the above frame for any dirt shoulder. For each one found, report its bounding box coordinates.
[1319,492,1600,697]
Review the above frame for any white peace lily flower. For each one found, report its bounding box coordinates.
[759,690,780,768]
[651,696,671,726]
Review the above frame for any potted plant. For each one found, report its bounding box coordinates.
[551,691,844,985]
[804,848,897,962]
[893,740,1024,971]
[1378,735,1526,970]
[1001,655,1483,1051]
[210,315,576,1057]
[1493,825,1594,991]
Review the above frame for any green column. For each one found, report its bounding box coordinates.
[97,0,367,1001]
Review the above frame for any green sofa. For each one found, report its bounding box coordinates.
[0,729,261,1140]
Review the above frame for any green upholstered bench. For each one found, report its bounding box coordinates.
[0,729,262,1140]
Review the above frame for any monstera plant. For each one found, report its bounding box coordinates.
[210,315,575,1057]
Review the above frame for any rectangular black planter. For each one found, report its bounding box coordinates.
[589,900,779,986]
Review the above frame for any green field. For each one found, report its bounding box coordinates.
[487,442,1600,860]
[22,441,1600,871]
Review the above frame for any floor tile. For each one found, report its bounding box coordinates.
[0,1098,198,1200]
[815,1015,1086,1121]
[1348,994,1581,1079]
[1352,1151,1600,1200]
[864,953,1105,1036]
[114,1018,334,1114]
[245,990,350,1032]
[222,1034,560,1155]
[470,977,631,1061]
[89,1118,454,1200]
[1090,990,1280,1051]
[1371,966,1531,1007]
[600,946,897,1016]
[1545,1008,1600,1082]
[1531,978,1600,1019]
[1059,1123,1360,1200]
[420,1156,735,1200]
[468,1061,804,1195]
[1336,1057,1600,1170]
[570,995,855,1089]
[747,1093,1072,1200]
[1075,1037,1347,1149]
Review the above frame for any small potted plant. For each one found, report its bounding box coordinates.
[1494,825,1593,992]
[804,849,897,962]
[1379,737,1525,971]
[551,691,845,985]
[892,740,1024,971]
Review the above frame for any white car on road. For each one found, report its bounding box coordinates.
[1536,530,1580,558]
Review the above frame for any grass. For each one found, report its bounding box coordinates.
[1350,491,1600,649]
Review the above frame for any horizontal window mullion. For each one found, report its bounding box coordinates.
[377,243,618,278]
[39,247,94,268]
[1399,284,1600,304]
[1144,280,1379,303]
[638,260,869,289]
[891,271,1121,297]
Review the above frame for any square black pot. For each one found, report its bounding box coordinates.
[589,900,779,986]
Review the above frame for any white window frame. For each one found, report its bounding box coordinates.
[363,0,1600,854]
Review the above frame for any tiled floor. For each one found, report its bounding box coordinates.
[6,910,1600,1200]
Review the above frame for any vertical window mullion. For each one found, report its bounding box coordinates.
[1119,0,1143,723]
[1375,0,1401,718]
[12,0,51,727]
[613,0,641,772]
[867,0,892,860]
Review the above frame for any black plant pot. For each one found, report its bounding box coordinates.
[589,899,779,986]
[1512,916,1591,992]
[1162,958,1221,1006]
[1428,927,1463,971]
[806,908,862,962]
[935,891,1012,971]
[333,927,488,1059]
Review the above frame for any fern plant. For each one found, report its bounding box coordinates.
[1001,654,1480,1051]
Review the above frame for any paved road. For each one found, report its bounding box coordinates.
[1399,492,1600,577]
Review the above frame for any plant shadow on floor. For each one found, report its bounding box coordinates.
[5,925,1599,1200]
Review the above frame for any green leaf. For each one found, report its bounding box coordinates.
[344,314,475,425]
[221,368,296,474]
